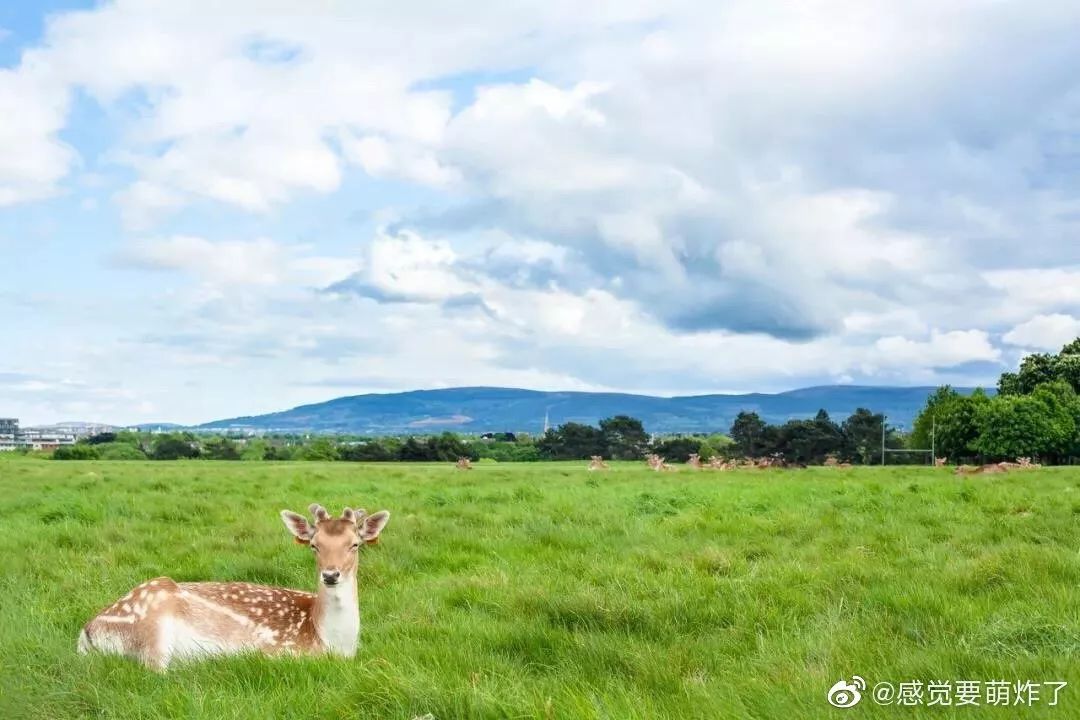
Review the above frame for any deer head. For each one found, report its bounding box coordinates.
[281,504,390,588]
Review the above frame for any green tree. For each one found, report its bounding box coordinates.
[96,442,147,460]
[296,437,339,461]
[599,415,649,459]
[53,444,100,460]
[973,393,1067,461]
[537,422,605,460]
[151,433,201,460]
[203,436,241,460]
[840,408,893,465]
[649,436,703,463]
[730,411,767,457]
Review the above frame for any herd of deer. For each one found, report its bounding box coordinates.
[594,454,1044,473]
[953,457,1042,475]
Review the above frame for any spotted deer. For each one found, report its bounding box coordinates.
[77,504,390,671]
[646,454,674,471]
[455,457,473,470]
[587,455,609,471]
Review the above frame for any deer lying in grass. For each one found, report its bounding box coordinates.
[455,457,473,470]
[587,455,610,471]
[646,454,674,471]
[708,456,734,470]
[77,504,390,671]
[686,453,704,470]
[935,457,948,467]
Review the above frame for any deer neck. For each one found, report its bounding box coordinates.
[313,575,360,656]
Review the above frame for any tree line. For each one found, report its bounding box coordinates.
[910,338,1080,464]
[50,409,907,465]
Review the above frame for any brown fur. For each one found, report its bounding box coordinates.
[78,504,389,670]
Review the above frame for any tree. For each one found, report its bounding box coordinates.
[397,437,431,461]
[53,444,100,460]
[428,432,472,461]
[296,437,338,461]
[151,433,201,460]
[649,436,703,463]
[730,411,768,457]
[537,422,605,460]
[599,415,649,459]
[203,436,241,460]
[999,338,1080,395]
[841,408,889,465]
[910,386,990,462]
[96,442,147,460]
[973,393,1067,461]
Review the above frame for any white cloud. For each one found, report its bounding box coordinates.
[0,66,73,205]
[1003,314,1080,351]
[117,236,356,288]
[9,1,1080,422]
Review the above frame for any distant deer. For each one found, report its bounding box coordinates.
[455,457,473,470]
[1016,457,1041,469]
[78,504,390,671]
[646,454,674,471]
[935,457,947,467]
[686,454,704,470]
[955,463,1007,475]
[587,455,609,471]
[708,456,735,471]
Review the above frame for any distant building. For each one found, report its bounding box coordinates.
[0,418,18,452]
[0,419,76,451]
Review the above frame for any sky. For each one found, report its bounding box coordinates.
[3,1,1080,426]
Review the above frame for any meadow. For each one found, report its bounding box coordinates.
[0,458,1077,719]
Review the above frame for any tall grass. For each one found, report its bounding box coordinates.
[0,460,1077,718]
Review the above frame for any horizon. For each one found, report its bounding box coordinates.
[4,2,1080,426]
[16,381,996,428]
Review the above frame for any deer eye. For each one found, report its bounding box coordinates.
[310,545,320,553]
[350,543,360,551]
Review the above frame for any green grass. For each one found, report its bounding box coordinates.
[0,459,1078,719]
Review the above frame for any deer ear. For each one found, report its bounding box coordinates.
[281,510,314,544]
[359,510,390,544]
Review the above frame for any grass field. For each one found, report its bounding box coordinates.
[0,459,1077,719]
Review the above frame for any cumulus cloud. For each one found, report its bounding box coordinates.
[1003,314,1080,351]
[8,1,1080,422]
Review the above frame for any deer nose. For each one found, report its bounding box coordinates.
[321,570,341,585]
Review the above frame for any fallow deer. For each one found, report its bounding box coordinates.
[934,457,948,467]
[708,456,735,470]
[686,453,704,470]
[645,454,674,471]
[77,504,390,671]
[587,455,609,471]
[455,457,473,470]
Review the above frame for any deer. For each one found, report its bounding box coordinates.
[686,453,704,470]
[934,457,948,467]
[455,457,473,470]
[587,455,609,471]
[77,503,390,671]
[645,454,674,472]
[707,456,729,470]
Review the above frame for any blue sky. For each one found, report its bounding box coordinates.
[3,1,1080,425]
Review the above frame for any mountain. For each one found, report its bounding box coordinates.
[199,385,988,435]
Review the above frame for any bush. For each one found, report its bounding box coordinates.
[53,445,100,460]
[95,442,147,460]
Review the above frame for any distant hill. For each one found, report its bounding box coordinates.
[199,385,989,435]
